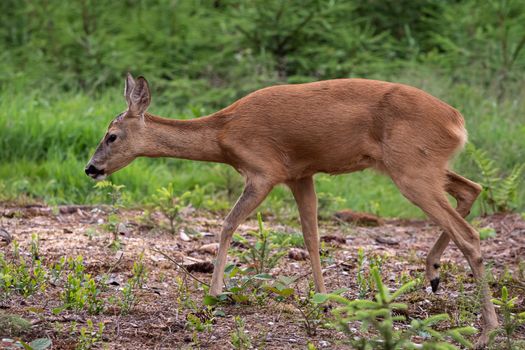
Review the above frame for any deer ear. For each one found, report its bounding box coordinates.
[129,76,151,116]
[124,72,135,105]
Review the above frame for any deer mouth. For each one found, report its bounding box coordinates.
[92,173,107,181]
[85,164,106,180]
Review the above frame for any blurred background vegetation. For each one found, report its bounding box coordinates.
[0,0,524,218]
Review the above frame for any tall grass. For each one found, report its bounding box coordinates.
[1,68,523,217]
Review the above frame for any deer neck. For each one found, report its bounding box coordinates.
[140,113,225,163]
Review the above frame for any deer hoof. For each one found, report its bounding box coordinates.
[430,278,440,293]
[474,332,489,349]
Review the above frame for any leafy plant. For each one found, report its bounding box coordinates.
[233,212,288,275]
[150,183,191,234]
[230,316,252,350]
[59,256,104,314]
[490,286,525,350]
[314,267,477,349]
[75,319,104,350]
[94,180,126,248]
[119,253,147,314]
[468,144,524,214]
[356,248,385,299]
[0,248,47,299]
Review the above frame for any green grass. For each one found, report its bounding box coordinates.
[1,69,523,218]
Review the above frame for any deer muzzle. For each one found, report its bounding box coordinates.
[84,164,106,180]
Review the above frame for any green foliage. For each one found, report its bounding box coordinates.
[150,183,191,234]
[0,244,47,299]
[0,312,32,336]
[205,215,293,305]
[59,256,104,314]
[0,0,524,216]
[315,267,477,349]
[94,180,126,248]
[467,144,524,214]
[490,286,525,350]
[356,248,385,298]
[119,253,147,315]
[230,316,252,350]
[1,337,52,350]
[233,212,288,275]
[75,319,104,350]
[479,227,497,240]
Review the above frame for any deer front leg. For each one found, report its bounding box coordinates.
[288,176,327,293]
[209,177,273,296]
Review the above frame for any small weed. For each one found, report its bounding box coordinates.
[230,316,252,350]
[75,319,105,350]
[119,253,147,315]
[186,310,214,348]
[233,212,288,275]
[150,183,191,234]
[0,246,47,299]
[30,233,40,261]
[355,248,385,298]
[314,267,477,349]
[490,286,525,349]
[94,180,126,247]
[293,283,328,336]
[479,227,497,240]
[356,248,368,298]
[59,256,104,314]
[49,257,66,283]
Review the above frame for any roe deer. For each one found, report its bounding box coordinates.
[86,73,498,347]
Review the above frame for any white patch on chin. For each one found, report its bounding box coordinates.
[94,174,107,181]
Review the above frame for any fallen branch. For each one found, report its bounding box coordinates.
[151,247,210,288]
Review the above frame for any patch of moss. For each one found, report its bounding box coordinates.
[0,312,31,336]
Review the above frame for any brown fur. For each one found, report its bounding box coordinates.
[86,75,497,347]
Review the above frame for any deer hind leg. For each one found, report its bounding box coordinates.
[389,167,498,346]
[427,170,483,292]
[209,176,273,296]
[287,176,326,293]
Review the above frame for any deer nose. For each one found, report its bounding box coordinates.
[85,164,103,176]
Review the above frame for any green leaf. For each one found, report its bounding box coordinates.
[213,309,226,317]
[29,338,52,350]
[331,288,348,295]
[253,273,273,280]
[203,295,219,306]
[479,227,496,240]
[312,293,330,304]
[51,307,64,315]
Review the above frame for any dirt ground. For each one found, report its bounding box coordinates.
[1,204,524,349]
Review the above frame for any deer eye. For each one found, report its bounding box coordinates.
[107,134,117,144]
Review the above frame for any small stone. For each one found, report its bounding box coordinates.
[179,229,191,242]
[319,340,330,348]
[117,222,129,235]
[0,228,12,246]
[320,234,346,245]
[288,248,308,261]
[198,243,219,255]
[334,209,384,226]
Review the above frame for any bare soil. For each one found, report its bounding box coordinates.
[1,204,524,349]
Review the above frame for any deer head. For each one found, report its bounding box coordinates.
[85,73,151,180]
